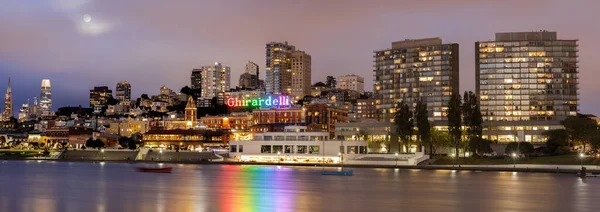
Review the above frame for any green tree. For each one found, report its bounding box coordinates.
[447,93,462,156]
[429,128,453,155]
[563,114,599,152]
[394,101,413,153]
[543,129,569,153]
[326,76,337,88]
[462,91,483,155]
[468,137,493,156]
[415,100,430,153]
[313,82,326,87]
[85,138,105,148]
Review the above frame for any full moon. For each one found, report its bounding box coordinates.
[83,14,92,23]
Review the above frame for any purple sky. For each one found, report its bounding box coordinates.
[1,0,599,114]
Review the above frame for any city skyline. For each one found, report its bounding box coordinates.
[1,0,599,114]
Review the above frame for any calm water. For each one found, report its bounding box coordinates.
[0,160,598,212]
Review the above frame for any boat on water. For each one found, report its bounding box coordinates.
[136,167,173,173]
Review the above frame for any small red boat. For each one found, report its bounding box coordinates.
[136,167,173,173]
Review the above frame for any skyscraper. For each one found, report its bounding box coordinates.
[338,74,365,94]
[2,77,13,120]
[245,61,259,76]
[40,79,52,115]
[201,62,230,98]
[116,81,132,102]
[90,86,113,107]
[291,50,312,99]
[239,61,260,89]
[476,31,578,142]
[374,37,460,124]
[191,69,202,89]
[265,41,295,94]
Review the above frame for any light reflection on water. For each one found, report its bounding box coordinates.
[0,161,598,212]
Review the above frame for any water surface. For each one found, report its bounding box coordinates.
[0,160,597,212]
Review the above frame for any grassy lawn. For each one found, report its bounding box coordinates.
[432,153,600,166]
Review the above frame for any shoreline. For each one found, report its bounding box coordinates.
[2,157,596,175]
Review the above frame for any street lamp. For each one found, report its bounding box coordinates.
[580,153,585,168]
[512,153,517,169]
[451,153,456,167]
[338,152,342,164]
[395,152,399,166]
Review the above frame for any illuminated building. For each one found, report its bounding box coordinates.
[2,77,13,121]
[191,69,202,89]
[338,74,365,94]
[107,119,150,137]
[142,129,228,150]
[89,86,112,107]
[18,102,29,122]
[305,104,348,138]
[335,120,395,153]
[229,126,367,163]
[116,81,131,102]
[251,108,305,132]
[40,79,52,116]
[201,62,230,98]
[200,113,253,130]
[239,61,260,89]
[265,41,295,94]
[356,98,378,120]
[291,50,312,99]
[476,31,578,142]
[374,37,459,124]
[170,96,198,129]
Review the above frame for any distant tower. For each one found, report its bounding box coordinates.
[116,81,131,102]
[2,77,13,120]
[40,79,52,115]
[184,95,197,122]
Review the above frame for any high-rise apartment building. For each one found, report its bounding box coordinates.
[374,37,459,125]
[116,81,131,102]
[40,79,52,115]
[338,74,365,94]
[265,41,296,94]
[2,77,13,120]
[239,61,260,89]
[90,86,113,107]
[245,61,259,76]
[201,62,230,98]
[476,31,578,142]
[291,50,312,99]
[191,69,202,89]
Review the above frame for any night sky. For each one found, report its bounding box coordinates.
[1,0,599,114]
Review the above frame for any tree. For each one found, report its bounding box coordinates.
[447,93,462,156]
[394,101,413,153]
[141,94,149,99]
[562,114,598,152]
[313,82,326,87]
[462,91,483,156]
[326,76,337,88]
[428,128,453,155]
[544,129,569,153]
[415,100,430,153]
[468,137,493,156]
[180,86,193,96]
[355,129,369,141]
[85,138,105,148]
